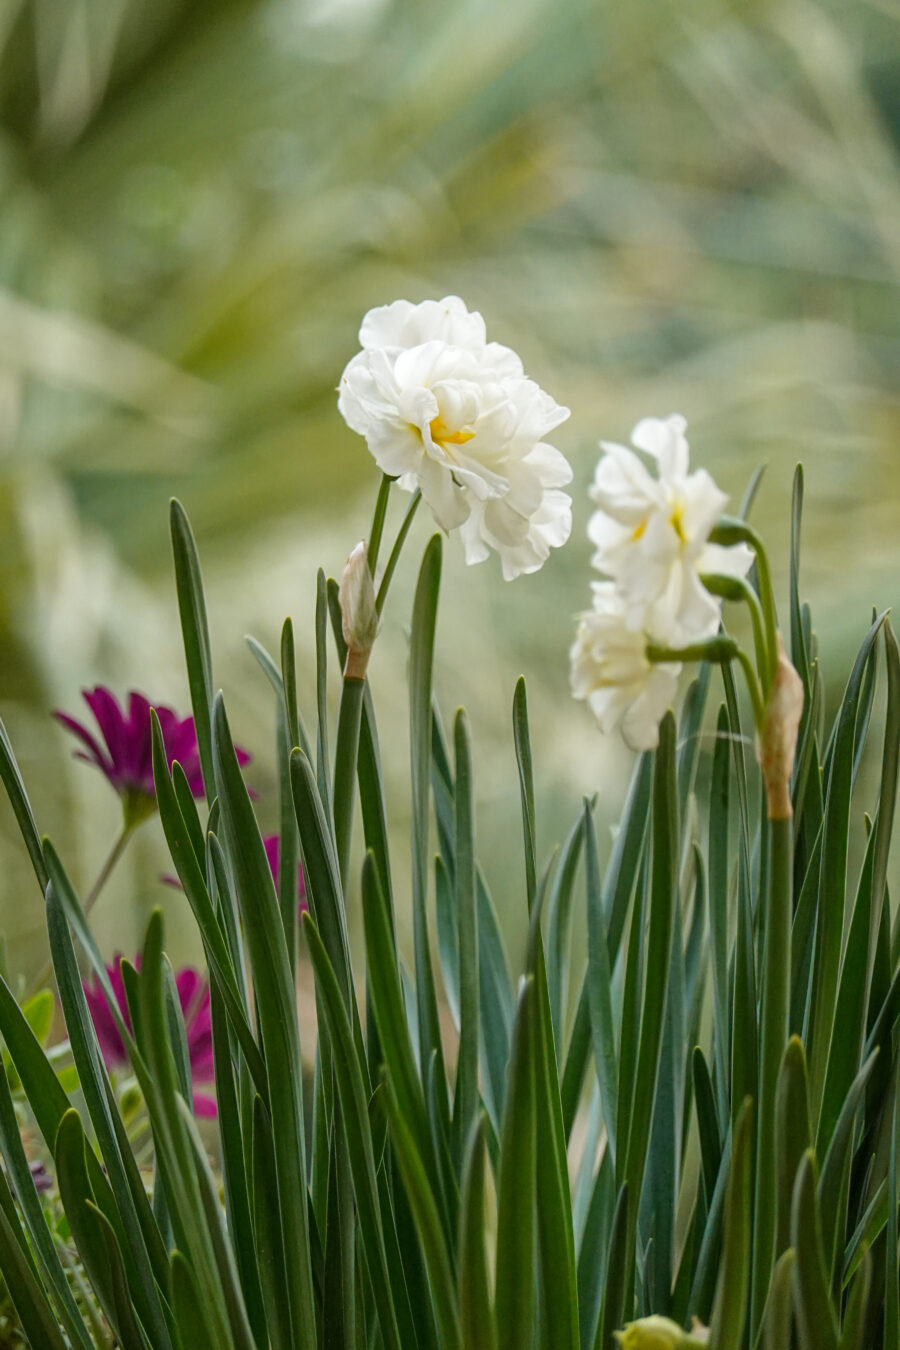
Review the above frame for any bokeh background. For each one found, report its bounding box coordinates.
[0,0,898,980]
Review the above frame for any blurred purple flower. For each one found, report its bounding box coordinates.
[83,956,216,1118]
[29,1160,52,1195]
[55,687,250,818]
[263,834,306,911]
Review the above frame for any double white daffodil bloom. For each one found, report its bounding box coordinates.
[338,297,572,580]
[573,414,753,749]
[588,414,753,646]
[569,583,681,751]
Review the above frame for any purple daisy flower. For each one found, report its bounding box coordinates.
[55,687,250,821]
[84,956,216,1118]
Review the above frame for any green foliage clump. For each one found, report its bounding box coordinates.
[0,459,897,1350]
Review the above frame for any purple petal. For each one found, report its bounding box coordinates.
[124,692,154,791]
[83,688,128,774]
[54,712,115,781]
[192,1092,217,1119]
[83,963,128,1068]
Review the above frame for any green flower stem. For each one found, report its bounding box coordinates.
[83,823,134,916]
[648,635,766,732]
[332,673,366,895]
[750,812,793,1338]
[734,649,766,733]
[333,481,419,892]
[375,490,422,616]
[701,572,770,686]
[367,473,393,575]
[646,635,739,665]
[709,517,778,692]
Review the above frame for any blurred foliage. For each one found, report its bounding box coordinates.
[0,0,898,976]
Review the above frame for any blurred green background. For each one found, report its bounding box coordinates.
[0,0,898,980]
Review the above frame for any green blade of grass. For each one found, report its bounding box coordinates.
[495,976,537,1350]
[708,1098,753,1350]
[791,1152,838,1350]
[170,498,216,804]
[452,709,479,1173]
[458,1115,497,1350]
[302,912,403,1350]
[409,536,450,1120]
[0,715,49,893]
[213,694,317,1350]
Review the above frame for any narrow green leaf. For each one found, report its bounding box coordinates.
[693,1048,722,1207]
[151,718,266,1096]
[302,913,403,1350]
[47,887,172,1346]
[776,1037,811,1257]
[885,1078,900,1348]
[621,710,678,1299]
[752,808,794,1335]
[360,851,442,1217]
[171,1251,218,1350]
[409,536,449,1113]
[170,498,216,803]
[315,567,333,825]
[452,709,479,1171]
[792,1152,838,1350]
[819,1051,878,1289]
[708,1098,753,1350]
[0,715,49,892]
[808,613,886,1105]
[213,695,317,1350]
[531,940,579,1350]
[585,798,618,1166]
[546,807,586,1046]
[55,1109,146,1350]
[708,704,731,1120]
[763,1249,795,1350]
[381,1075,462,1350]
[458,1116,496,1350]
[495,976,537,1350]
[576,1147,614,1348]
[209,982,267,1350]
[513,677,537,911]
[839,1249,871,1350]
[0,1047,94,1350]
[0,1171,69,1350]
[179,1097,257,1350]
[594,1184,628,1350]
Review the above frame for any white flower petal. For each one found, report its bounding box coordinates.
[338,297,572,578]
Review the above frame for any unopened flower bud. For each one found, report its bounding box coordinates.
[615,1315,700,1349]
[758,636,804,821]
[339,541,379,679]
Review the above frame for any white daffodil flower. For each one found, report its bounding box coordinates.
[338,296,572,579]
[569,583,680,751]
[588,414,753,645]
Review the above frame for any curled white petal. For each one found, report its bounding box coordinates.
[570,585,680,751]
[587,414,751,645]
[338,296,572,579]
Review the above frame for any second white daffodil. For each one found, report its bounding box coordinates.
[588,414,752,645]
[573,413,754,750]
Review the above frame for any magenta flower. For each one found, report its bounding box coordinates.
[55,688,250,821]
[263,834,306,911]
[83,956,216,1118]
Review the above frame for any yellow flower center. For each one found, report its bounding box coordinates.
[429,415,475,448]
[670,504,686,543]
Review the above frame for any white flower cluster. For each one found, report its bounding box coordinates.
[338,297,572,580]
[570,415,753,750]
